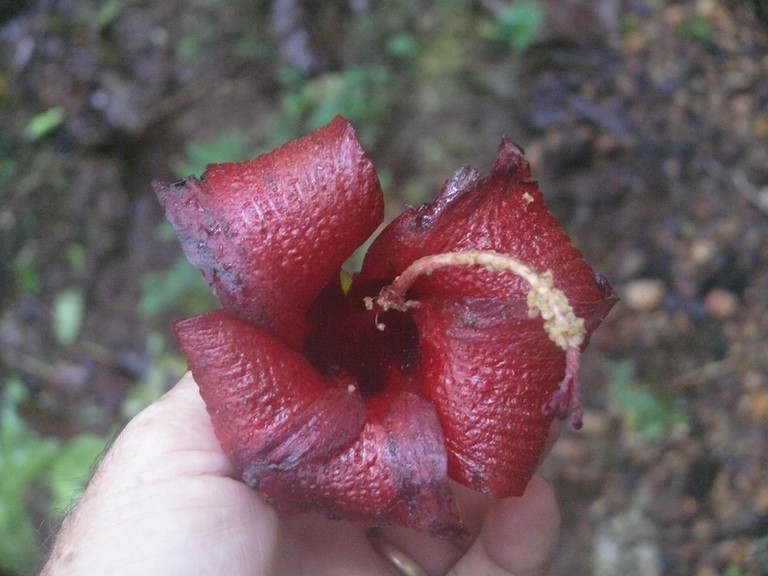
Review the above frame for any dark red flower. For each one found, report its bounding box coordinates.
[154,116,617,536]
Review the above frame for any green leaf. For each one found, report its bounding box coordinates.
[386,32,419,58]
[92,0,126,30]
[52,287,85,346]
[66,243,87,275]
[682,16,714,40]
[0,378,59,575]
[607,360,687,442]
[24,107,65,141]
[493,1,543,53]
[0,377,109,573]
[48,434,107,514]
[12,252,40,294]
[0,498,40,576]
[276,66,393,147]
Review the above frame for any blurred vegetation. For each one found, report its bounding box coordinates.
[272,64,394,147]
[606,360,689,443]
[484,1,543,52]
[23,107,66,142]
[174,130,258,179]
[0,378,106,575]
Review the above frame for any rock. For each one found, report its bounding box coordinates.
[622,278,667,312]
[704,288,739,320]
[593,507,662,576]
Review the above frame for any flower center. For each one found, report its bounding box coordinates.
[302,279,421,398]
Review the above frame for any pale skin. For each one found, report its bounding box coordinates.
[41,372,561,576]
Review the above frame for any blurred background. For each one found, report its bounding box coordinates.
[1,0,767,574]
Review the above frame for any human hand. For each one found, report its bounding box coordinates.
[41,372,560,576]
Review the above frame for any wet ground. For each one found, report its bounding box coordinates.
[1,1,768,574]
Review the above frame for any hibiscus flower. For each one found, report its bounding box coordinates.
[153,116,617,536]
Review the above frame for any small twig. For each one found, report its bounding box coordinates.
[705,160,768,217]
[672,339,768,390]
[671,357,738,389]
[732,168,768,216]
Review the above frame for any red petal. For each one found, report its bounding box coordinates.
[257,391,464,537]
[173,310,366,475]
[155,116,384,347]
[357,139,612,306]
[413,298,560,496]
[355,139,618,497]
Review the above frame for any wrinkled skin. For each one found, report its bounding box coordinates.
[156,116,617,535]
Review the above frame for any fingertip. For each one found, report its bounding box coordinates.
[482,475,561,575]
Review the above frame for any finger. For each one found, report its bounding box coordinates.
[448,475,560,576]
[372,480,492,575]
[278,515,405,576]
[375,416,562,576]
[371,525,464,575]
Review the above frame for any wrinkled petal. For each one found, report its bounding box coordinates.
[413,298,559,495]
[256,391,464,537]
[354,139,618,496]
[355,138,613,309]
[174,310,366,474]
[175,310,462,535]
[156,116,384,347]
